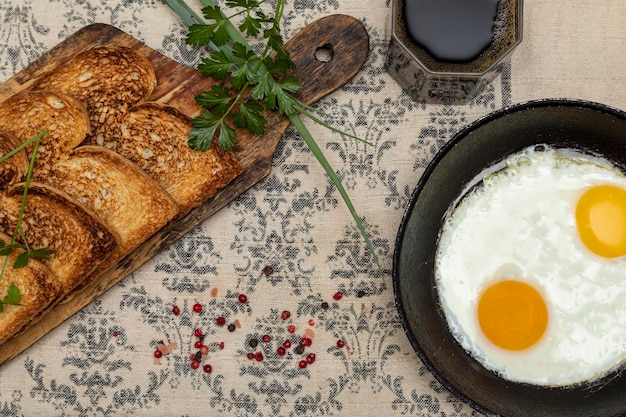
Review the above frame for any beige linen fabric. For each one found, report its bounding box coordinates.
[0,1,623,416]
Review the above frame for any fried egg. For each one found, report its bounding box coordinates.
[435,146,626,386]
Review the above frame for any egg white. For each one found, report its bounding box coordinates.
[435,146,626,386]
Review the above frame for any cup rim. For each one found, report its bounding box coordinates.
[391,0,524,77]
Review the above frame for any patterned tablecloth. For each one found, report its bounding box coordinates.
[0,1,624,416]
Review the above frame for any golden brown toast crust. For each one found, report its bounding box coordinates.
[33,46,157,146]
[116,102,242,216]
[0,183,119,295]
[0,232,60,346]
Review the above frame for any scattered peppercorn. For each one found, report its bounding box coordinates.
[337,339,345,348]
[357,290,366,298]
[195,351,203,361]
[283,340,292,349]
[321,301,329,310]
[333,291,343,300]
[194,340,203,348]
[262,334,271,343]
[228,323,236,332]
[281,310,291,320]
[192,303,203,313]
[203,364,213,373]
[277,346,286,356]
[191,360,200,369]
[172,305,181,315]
[200,345,209,355]
[238,293,248,303]
[247,352,255,360]
[298,360,307,369]
[194,328,203,338]
[306,353,316,364]
[294,345,305,355]
[255,351,264,362]
[249,338,259,348]
[154,349,162,359]
[287,324,296,333]
[216,316,226,326]
[263,265,274,276]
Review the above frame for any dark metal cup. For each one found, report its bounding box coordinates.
[386,0,523,103]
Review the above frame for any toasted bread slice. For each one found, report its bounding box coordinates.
[0,232,60,346]
[0,90,90,170]
[114,102,242,216]
[0,90,178,270]
[55,145,177,267]
[0,182,118,295]
[33,46,156,146]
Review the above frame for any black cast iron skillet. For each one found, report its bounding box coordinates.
[393,99,626,417]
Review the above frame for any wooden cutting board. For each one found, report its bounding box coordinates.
[0,14,369,365]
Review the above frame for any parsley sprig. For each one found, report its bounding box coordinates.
[164,0,380,269]
[0,130,57,312]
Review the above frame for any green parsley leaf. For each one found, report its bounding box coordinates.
[232,100,266,134]
[195,85,233,116]
[4,285,21,304]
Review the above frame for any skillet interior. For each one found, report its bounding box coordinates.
[393,99,626,417]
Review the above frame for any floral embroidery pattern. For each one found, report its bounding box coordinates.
[0,1,511,415]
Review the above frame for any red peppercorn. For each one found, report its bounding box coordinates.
[333,291,343,300]
[255,351,264,362]
[172,305,180,316]
[277,347,286,356]
[298,360,307,369]
[200,345,209,355]
[282,340,292,349]
[194,328,203,338]
[281,310,291,320]
[308,319,315,326]
[154,349,162,358]
[337,339,345,348]
[306,353,316,364]
[193,303,203,313]
[262,334,271,343]
[247,352,255,360]
[287,324,296,333]
[194,340,203,349]
[219,342,225,350]
[190,360,200,369]
[203,364,213,373]
[189,353,196,361]
[300,337,312,347]
[238,294,248,303]
[216,316,226,326]
[112,331,119,337]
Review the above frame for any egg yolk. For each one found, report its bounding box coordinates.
[576,185,626,258]
[477,280,548,350]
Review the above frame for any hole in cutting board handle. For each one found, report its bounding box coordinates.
[315,44,334,62]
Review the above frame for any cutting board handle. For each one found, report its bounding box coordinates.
[288,14,369,106]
